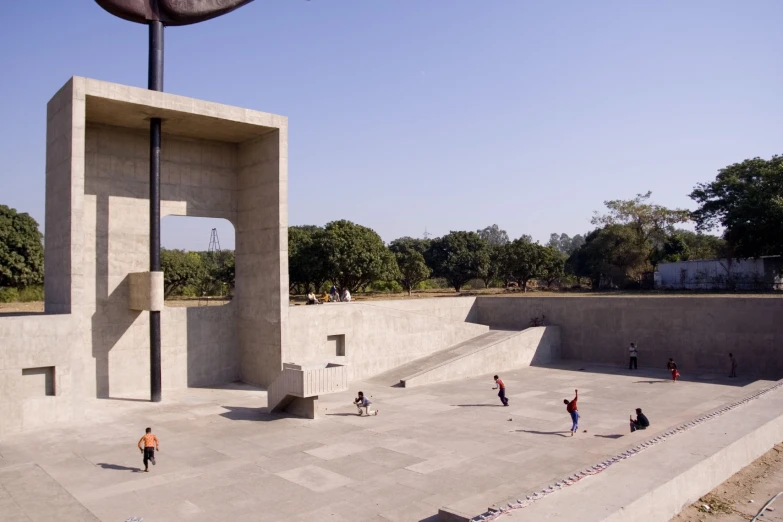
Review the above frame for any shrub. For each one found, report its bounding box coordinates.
[0,287,19,303]
[18,285,44,302]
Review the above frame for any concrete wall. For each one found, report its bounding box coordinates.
[365,297,479,323]
[287,302,489,381]
[0,77,288,435]
[403,326,560,388]
[477,296,783,379]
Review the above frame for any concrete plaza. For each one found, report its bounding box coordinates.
[0,363,771,522]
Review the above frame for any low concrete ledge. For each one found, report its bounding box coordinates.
[268,362,348,419]
[128,271,164,311]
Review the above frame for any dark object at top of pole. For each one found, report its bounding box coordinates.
[148,22,164,91]
[94,0,255,26]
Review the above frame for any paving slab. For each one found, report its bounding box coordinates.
[0,362,769,522]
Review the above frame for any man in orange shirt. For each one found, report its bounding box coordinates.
[563,389,579,436]
[493,375,509,406]
[137,427,160,472]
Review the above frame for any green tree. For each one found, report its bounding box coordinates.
[320,220,395,293]
[503,239,546,292]
[426,231,489,292]
[690,155,783,257]
[547,233,585,255]
[389,251,426,295]
[160,248,203,298]
[649,233,690,266]
[539,246,567,288]
[674,229,726,260]
[592,192,690,253]
[477,224,510,246]
[567,225,649,289]
[389,237,431,296]
[0,205,44,289]
[478,244,505,288]
[288,225,327,293]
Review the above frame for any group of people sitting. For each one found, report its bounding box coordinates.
[306,285,351,305]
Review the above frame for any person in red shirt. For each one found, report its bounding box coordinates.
[563,389,579,436]
[493,375,509,406]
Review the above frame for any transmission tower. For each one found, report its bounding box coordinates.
[423,226,432,240]
[208,228,221,254]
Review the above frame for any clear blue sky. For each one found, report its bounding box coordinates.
[2,1,781,251]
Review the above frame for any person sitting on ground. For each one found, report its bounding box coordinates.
[342,288,352,302]
[330,285,340,302]
[630,408,650,432]
[306,291,320,305]
[353,391,378,416]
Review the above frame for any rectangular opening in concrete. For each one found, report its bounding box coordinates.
[161,216,235,306]
[22,367,55,397]
[327,334,345,357]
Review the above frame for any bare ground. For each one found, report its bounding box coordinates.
[671,443,783,522]
[1,289,780,314]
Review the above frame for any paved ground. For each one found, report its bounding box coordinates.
[0,363,771,522]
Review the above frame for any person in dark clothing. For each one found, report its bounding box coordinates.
[630,408,650,432]
[667,358,679,382]
[729,353,737,378]
[628,342,638,370]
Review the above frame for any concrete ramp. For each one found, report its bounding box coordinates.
[370,326,560,388]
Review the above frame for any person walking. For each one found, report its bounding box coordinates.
[563,389,579,436]
[353,391,378,416]
[729,353,737,378]
[667,358,679,382]
[628,342,638,370]
[630,408,650,432]
[137,427,160,472]
[492,375,509,407]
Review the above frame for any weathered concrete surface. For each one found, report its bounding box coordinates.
[401,326,560,388]
[0,77,286,435]
[0,364,773,522]
[476,296,783,379]
[494,381,783,522]
[369,330,521,387]
[287,301,489,381]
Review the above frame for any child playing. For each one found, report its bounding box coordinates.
[667,358,680,382]
[353,391,378,416]
[492,375,509,406]
[563,389,579,436]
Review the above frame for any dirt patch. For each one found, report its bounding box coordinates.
[0,301,44,314]
[671,443,783,521]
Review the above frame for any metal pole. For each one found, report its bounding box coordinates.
[149,21,163,403]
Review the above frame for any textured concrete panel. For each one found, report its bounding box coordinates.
[476,296,783,379]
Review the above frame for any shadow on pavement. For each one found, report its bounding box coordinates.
[594,434,624,439]
[219,406,277,422]
[517,430,570,437]
[454,404,504,407]
[97,463,142,472]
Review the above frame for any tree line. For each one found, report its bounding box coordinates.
[289,222,570,295]
[1,154,782,300]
